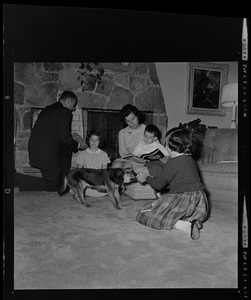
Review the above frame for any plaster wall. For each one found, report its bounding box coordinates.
[155,62,238,129]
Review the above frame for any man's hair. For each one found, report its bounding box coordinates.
[59,91,77,102]
[145,124,161,140]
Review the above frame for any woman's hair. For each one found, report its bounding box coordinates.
[145,124,161,140]
[85,129,104,147]
[119,104,145,125]
[165,127,195,154]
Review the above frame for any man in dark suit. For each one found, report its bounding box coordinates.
[15,91,86,194]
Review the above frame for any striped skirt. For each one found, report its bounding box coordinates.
[136,190,209,230]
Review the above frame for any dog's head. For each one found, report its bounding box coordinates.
[121,168,137,185]
[109,168,137,186]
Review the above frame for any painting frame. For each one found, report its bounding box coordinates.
[187,62,229,116]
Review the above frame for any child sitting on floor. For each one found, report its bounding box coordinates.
[76,129,110,197]
[136,127,209,240]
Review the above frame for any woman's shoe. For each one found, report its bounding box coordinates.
[190,220,202,240]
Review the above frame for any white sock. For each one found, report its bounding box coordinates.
[173,220,191,234]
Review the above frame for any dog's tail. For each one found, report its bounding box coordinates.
[58,176,70,196]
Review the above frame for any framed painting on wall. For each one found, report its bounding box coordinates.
[187,62,229,116]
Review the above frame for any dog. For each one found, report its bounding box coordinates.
[63,167,137,210]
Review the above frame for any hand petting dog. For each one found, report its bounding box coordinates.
[134,166,152,184]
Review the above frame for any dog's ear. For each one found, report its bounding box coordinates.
[132,169,137,176]
[124,168,137,177]
[110,169,124,185]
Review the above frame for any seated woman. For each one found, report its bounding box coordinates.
[111,104,146,169]
[112,106,168,172]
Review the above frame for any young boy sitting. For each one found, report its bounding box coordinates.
[132,124,169,161]
[112,124,169,170]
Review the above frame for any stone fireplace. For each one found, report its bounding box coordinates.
[14,62,168,173]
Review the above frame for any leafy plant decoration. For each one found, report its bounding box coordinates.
[77,62,105,92]
[178,118,208,134]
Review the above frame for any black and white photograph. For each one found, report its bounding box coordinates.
[3,5,248,300]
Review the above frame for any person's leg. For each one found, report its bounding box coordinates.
[173,220,191,233]
[57,145,73,195]
[111,160,124,168]
[123,161,133,169]
[40,169,60,191]
[112,159,133,169]
[173,220,202,240]
[17,169,60,191]
[58,145,72,177]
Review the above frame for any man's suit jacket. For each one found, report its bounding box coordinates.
[28,101,79,174]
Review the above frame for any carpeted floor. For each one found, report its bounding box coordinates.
[14,190,238,289]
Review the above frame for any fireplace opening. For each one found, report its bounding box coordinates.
[82,108,153,164]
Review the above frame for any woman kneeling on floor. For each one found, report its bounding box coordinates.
[136,127,209,240]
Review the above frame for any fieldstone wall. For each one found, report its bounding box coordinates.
[14,62,168,171]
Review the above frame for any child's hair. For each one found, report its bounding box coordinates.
[165,127,195,154]
[145,124,161,141]
[85,129,104,147]
[119,104,145,125]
